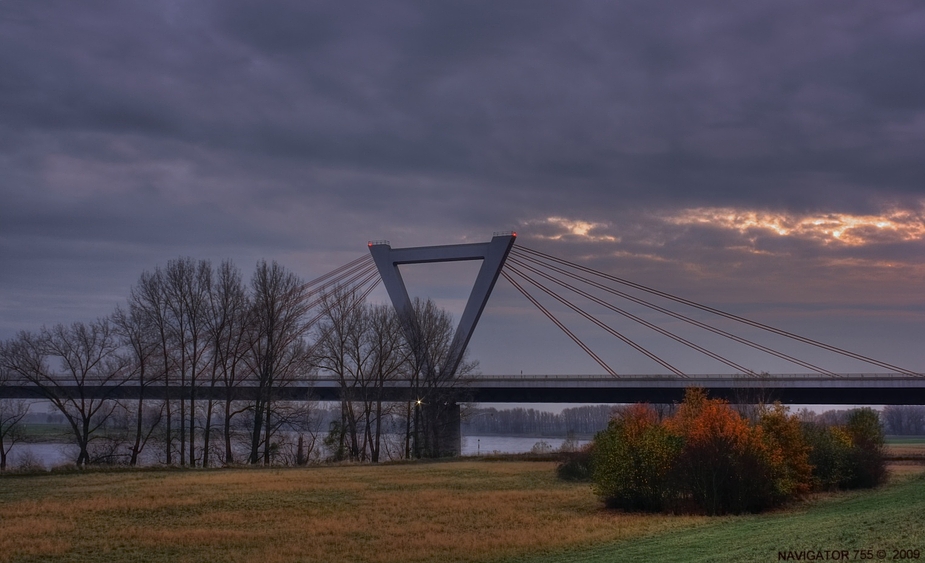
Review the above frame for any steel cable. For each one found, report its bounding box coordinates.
[514,245,920,376]
[505,264,685,377]
[507,256,755,376]
[501,270,618,376]
[510,248,839,377]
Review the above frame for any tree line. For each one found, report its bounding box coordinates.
[462,405,614,436]
[462,404,925,439]
[0,257,470,469]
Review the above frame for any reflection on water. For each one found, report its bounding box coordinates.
[8,435,588,469]
[9,443,75,469]
[461,435,587,456]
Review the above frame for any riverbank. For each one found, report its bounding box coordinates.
[4,434,589,470]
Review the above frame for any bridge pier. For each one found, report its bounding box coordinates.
[422,402,461,457]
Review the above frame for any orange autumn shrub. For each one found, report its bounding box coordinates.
[667,389,788,514]
[592,389,815,515]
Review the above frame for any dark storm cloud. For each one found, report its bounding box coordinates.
[5,1,923,214]
[2,1,924,371]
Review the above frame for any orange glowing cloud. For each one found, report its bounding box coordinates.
[533,217,618,242]
[664,207,925,247]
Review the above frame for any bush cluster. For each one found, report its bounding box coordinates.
[556,444,595,482]
[589,389,885,515]
[803,408,886,490]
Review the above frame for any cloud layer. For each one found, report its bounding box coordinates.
[2,1,924,374]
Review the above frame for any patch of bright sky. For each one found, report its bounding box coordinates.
[664,207,925,246]
[535,217,619,242]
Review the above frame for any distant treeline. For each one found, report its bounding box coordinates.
[462,405,616,437]
[462,404,925,438]
[865,406,924,435]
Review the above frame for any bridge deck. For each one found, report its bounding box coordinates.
[2,374,923,404]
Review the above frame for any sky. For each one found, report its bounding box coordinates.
[2,1,925,378]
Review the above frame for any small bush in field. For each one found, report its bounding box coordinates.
[531,440,553,454]
[556,443,594,482]
[803,408,886,491]
[759,403,813,500]
[593,404,682,512]
[804,423,854,490]
[845,408,887,489]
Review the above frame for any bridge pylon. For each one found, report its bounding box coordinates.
[369,233,516,457]
[369,233,516,378]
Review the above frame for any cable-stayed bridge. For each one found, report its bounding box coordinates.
[4,234,922,455]
[349,234,922,382]
[3,233,922,405]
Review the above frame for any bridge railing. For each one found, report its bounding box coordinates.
[3,372,918,391]
[465,373,917,380]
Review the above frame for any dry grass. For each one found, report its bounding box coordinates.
[886,438,925,458]
[1,461,921,563]
[0,461,706,563]
[885,461,925,478]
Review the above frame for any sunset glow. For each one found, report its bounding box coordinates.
[665,208,925,246]
[539,217,618,242]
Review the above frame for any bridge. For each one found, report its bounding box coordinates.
[3,234,922,457]
[2,374,924,404]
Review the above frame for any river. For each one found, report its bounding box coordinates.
[8,434,586,469]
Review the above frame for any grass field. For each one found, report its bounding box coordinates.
[507,464,925,563]
[886,436,925,458]
[0,461,923,563]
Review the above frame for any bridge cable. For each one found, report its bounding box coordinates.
[505,264,686,377]
[301,255,373,292]
[513,245,920,377]
[507,256,756,376]
[500,270,618,376]
[305,266,382,328]
[304,271,383,361]
[303,257,376,299]
[303,261,380,314]
[284,255,375,310]
[510,249,840,377]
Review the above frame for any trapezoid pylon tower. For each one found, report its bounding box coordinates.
[368,233,516,378]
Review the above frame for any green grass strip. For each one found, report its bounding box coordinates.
[505,474,925,563]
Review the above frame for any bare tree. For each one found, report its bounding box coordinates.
[362,303,407,462]
[203,260,251,466]
[314,290,409,462]
[882,405,925,435]
[112,304,164,466]
[315,293,468,460]
[0,363,30,471]
[0,400,29,471]
[163,258,212,466]
[314,285,370,461]
[246,260,313,465]
[129,267,178,464]
[3,320,129,466]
